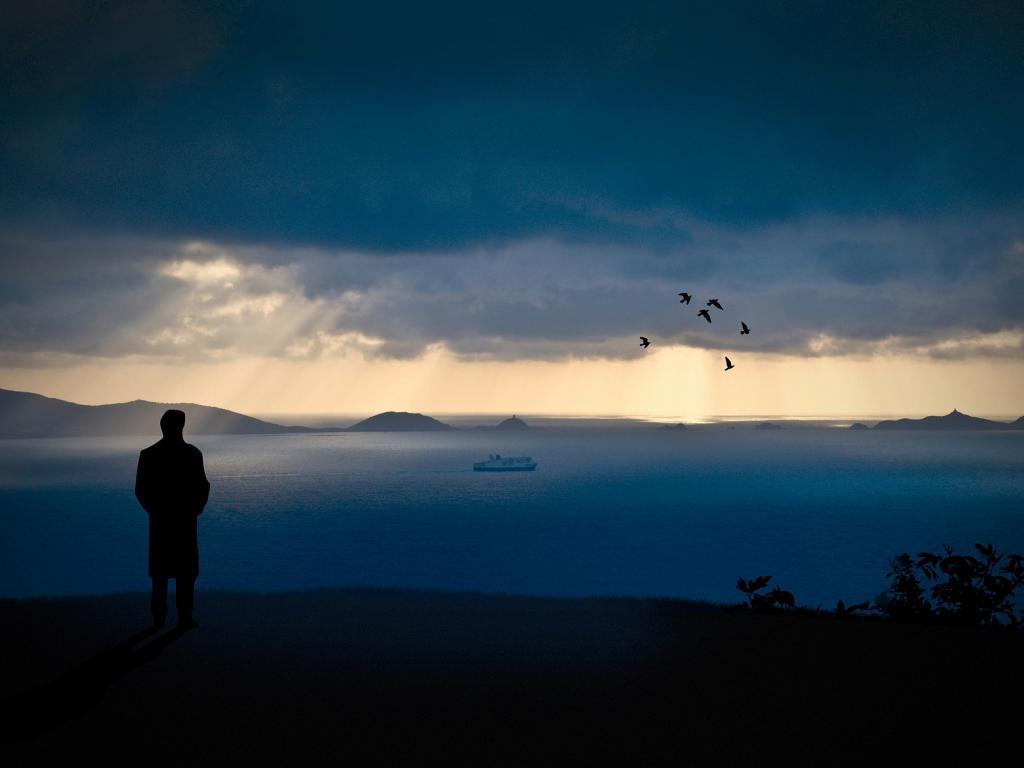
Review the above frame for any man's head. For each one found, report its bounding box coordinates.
[160,409,186,440]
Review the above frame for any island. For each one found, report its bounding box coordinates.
[346,411,455,431]
[872,409,1024,431]
[848,422,870,430]
[659,423,688,431]
[0,388,335,438]
[496,415,530,429]
[754,422,784,430]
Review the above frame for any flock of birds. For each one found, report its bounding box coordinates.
[639,292,751,372]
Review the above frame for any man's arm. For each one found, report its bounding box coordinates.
[195,450,211,516]
[134,450,154,514]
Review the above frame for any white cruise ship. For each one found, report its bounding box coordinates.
[473,454,537,472]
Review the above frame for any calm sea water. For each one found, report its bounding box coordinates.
[1,429,1022,606]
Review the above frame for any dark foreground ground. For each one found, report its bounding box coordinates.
[1,588,1020,764]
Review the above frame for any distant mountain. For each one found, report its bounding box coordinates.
[873,409,1023,431]
[0,388,329,438]
[754,422,784,430]
[848,422,870,430]
[496,415,530,430]
[347,411,454,431]
[659,423,688,430]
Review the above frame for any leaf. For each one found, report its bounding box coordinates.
[770,588,795,608]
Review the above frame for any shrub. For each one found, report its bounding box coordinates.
[736,543,1024,630]
[876,543,1024,628]
[915,543,1024,628]
[736,575,795,612]
[834,599,873,618]
[879,553,931,621]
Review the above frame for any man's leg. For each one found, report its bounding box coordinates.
[151,577,168,627]
[176,576,196,627]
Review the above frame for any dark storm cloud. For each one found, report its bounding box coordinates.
[3,1,1024,247]
[301,217,1022,361]
[1,1,1023,362]
[3,217,1020,365]
[0,234,194,362]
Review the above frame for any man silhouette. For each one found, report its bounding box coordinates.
[134,409,210,630]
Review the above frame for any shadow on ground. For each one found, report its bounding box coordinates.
[0,623,193,742]
[1,588,1020,763]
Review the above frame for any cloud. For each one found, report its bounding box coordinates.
[1,2,1022,368]
[0,233,317,363]
[2,1,1023,249]
[161,254,241,285]
[1,209,1022,366]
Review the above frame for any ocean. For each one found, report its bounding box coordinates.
[2,427,1022,607]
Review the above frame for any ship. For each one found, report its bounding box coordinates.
[473,453,537,471]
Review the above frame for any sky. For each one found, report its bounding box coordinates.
[1,0,1023,417]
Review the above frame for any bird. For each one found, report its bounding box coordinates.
[697,309,712,323]
[678,292,692,304]
[724,356,734,371]
[640,336,650,349]
[740,322,750,335]
[707,298,723,310]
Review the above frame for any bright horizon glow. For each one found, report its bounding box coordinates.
[3,344,1023,420]
[4,4,1024,430]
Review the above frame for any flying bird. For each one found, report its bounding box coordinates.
[678,292,692,304]
[741,322,750,335]
[707,298,723,310]
[724,356,734,371]
[640,336,650,348]
[697,309,712,323]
